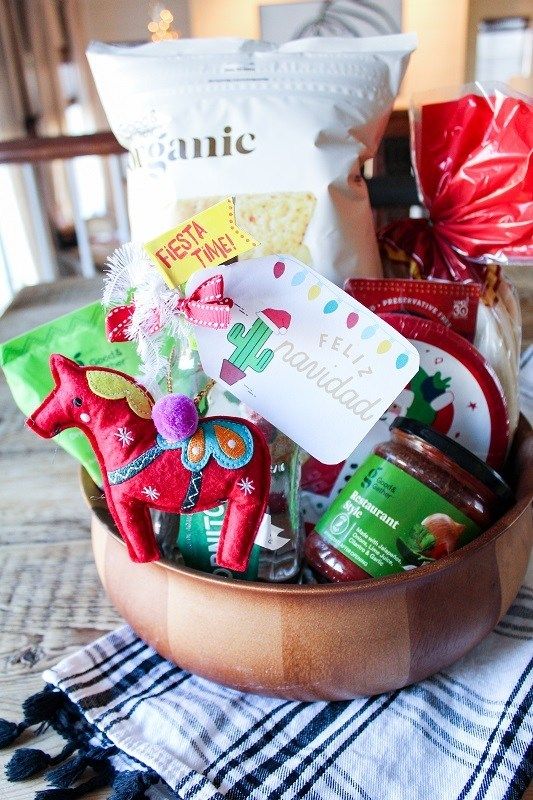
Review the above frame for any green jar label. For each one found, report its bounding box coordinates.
[316,455,481,578]
[177,505,260,580]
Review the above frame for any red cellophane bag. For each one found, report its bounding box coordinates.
[380,84,533,280]
[379,84,532,435]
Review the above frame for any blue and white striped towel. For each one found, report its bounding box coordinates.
[2,558,529,800]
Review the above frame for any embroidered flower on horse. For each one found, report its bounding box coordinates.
[142,486,160,501]
[115,427,134,447]
[237,477,255,495]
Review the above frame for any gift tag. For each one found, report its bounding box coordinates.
[187,256,420,464]
[145,197,259,288]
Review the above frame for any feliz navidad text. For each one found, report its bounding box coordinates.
[274,333,382,421]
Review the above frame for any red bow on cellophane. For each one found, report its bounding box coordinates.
[379,87,533,283]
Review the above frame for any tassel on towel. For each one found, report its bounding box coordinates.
[34,760,114,798]
[5,741,76,781]
[0,687,62,750]
[0,719,28,748]
[47,744,117,788]
[2,685,178,799]
[22,688,64,726]
[109,769,159,800]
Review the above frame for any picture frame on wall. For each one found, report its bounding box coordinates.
[260,0,401,44]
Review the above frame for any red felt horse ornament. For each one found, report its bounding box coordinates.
[27,355,270,571]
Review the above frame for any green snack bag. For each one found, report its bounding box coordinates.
[0,302,139,485]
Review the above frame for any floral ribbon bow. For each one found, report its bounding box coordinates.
[106,275,233,343]
[174,275,233,329]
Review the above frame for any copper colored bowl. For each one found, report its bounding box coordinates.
[83,419,533,700]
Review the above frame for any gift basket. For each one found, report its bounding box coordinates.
[1,38,531,700]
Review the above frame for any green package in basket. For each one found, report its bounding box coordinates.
[0,301,139,485]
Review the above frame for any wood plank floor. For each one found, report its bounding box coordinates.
[0,279,121,799]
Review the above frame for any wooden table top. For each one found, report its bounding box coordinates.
[0,279,120,799]
[0,277,531,799]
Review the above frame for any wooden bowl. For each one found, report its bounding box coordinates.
[83,418,533,700]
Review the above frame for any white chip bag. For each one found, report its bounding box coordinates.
[88,35,416,287]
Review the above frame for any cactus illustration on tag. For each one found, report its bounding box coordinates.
[220,307,291,385]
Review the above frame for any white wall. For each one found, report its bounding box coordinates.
[81,0,190,43]
[398,0,469,106]
[188,0,311,40]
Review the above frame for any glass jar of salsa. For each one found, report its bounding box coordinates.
[305,417,513,583]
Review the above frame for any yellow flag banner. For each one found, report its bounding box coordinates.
[144,198,259,288]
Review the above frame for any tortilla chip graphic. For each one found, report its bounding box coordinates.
[173,192,317,264]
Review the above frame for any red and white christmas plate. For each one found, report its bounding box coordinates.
[379,313,509,468]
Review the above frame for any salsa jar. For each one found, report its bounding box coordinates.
[304,417,513,583]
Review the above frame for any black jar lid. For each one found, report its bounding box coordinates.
[390,417,514,505]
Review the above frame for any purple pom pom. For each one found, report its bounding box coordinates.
[152,394,199,442]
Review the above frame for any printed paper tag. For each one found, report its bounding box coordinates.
[188,255,420,464]
[144,198,259,288]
